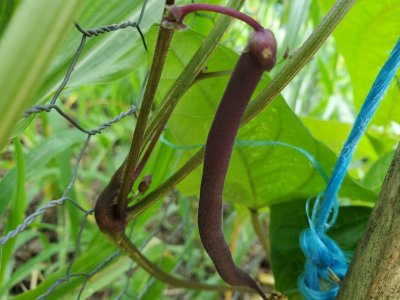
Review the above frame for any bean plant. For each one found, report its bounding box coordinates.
[0,0,399,299]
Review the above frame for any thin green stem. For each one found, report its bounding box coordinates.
[250,210,270,259]
[243,0,355,123]
[119,234,256,293]
[116,21,174,218]
[128,150,204,220]
[142,0,246,150]
[127,0,355,220]
[195,70,232,82]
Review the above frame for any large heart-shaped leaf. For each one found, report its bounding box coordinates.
[153,29,376,209]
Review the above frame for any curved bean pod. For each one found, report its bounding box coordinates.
[199,29,276,299]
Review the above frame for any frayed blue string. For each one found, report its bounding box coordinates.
[299,38,400,300]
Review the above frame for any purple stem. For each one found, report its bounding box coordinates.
[176,4,263,31]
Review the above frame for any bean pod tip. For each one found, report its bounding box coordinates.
[248,29,277,71]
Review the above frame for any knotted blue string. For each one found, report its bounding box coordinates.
[299,38,400,300]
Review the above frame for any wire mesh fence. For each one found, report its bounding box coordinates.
[1,1,270,299]
[0,1,153,298]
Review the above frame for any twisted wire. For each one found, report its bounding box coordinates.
[37,208,95,300]
[47,0,149,107]
[44,221,162,300]
[75,21,139,37]
[76,251,122,300]
[1,1,154,298]
[0,135,91,246]
[24,104,137,135]
[0,198,71,246]
[50,35,86,105]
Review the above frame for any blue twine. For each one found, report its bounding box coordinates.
[299,38,400,300]
[160,134,329,182]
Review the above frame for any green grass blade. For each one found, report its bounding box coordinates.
[0,0,82,149]
[0,0,21,36]
[0,129,85,216]
[0,138,26,286]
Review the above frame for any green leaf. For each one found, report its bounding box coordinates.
[38,0,162,93]
[0,138,26,286]
[49,112,82,243]
[0,0,21,36]
[301,117,378,161]
[362,150,394,193]
[0,243,63,296]
[269,199,371,297]
[279,0,311,59]
[317,0,400,127]
[137,244,175,300]
[0,0,82,149]
[0,129,85,216]
[155,29,376,209]
[10,236,118,300]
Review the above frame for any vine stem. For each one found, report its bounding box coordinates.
[141,0,246,151]
[169,4,263,31]
[250,210,270,258]
[127,0,356,220]
[118,234,259,294]
[116,16,174,219]
[195,70,232,82]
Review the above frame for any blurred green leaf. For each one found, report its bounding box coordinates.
[362,150,395,193]
[138,242,175,300]
[0,138,26,286]
[0,0,82,149]
[269,199,371,297]
[0,0,21,36]
[301,117,378,160]
[317,0,400,127]
[0,244,63,296]
[10,236,118,300]
[279,0,311,58]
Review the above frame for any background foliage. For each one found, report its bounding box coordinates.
[0,0,399,299]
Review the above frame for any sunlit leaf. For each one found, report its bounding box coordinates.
[317,0,400,127]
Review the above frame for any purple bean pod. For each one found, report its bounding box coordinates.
[199,29,276,299]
